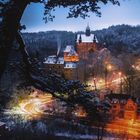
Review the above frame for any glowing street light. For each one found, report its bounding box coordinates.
[104,63,113,89]
[118,71,123,94]
[118,71,122,76]
[107,64,113,71]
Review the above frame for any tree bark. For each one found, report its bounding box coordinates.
[16,31,32,81]
[0,0,29,80]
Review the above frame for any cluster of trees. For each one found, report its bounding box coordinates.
[94,25,140,55]
[118,53,140,97]
[23,31,75,60]
[22,25,140,60]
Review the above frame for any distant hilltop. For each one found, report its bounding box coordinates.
[22,24,140,59]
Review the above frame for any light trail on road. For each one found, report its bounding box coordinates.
[4,94,54,120]
[106,119,140,138]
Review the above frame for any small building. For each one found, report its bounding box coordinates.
[64,45,79,62]
[136,98,140,119]
[106,94,138,120]
[44,45,79,80]
[44,55,64,76]
[124,99,137,120]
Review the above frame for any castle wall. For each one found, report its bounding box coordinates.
[64,68,78,80]
[76,42,97,60]
[44,63,64,76]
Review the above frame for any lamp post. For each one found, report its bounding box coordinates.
[93,77,97,91]
[104,66,108,89]
[118,71,122,94]
[92,67,97,91]
[104,63,112,89]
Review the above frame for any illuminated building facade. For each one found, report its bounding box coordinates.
[44,45,79,80]
[64,45,79,62]
[107,94,139,120]
[124,99,137,120]
[44,25,104,82]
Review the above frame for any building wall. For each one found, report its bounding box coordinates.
[45,64,64,76]
[124,99,137,120]
[110,99,138,120]
[111,103,121,118]
[76,42,97,60]
[77,62,86,82]
[64,68,78,80]
[64,52,79,62]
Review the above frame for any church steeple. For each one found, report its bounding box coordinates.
[85,23,91,36]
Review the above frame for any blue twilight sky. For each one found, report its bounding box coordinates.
[21,0,140,32]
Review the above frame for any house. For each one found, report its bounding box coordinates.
[124,99,137,120]
[44,55,64,76]
[44,45,79,80]
[106,94,138,120]
[64,45,79,62]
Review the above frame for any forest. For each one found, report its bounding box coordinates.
[23,24,140,60]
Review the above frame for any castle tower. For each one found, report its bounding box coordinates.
[85,24,91,36]
[76,25,98,60]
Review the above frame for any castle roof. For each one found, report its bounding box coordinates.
[76,34,98,43]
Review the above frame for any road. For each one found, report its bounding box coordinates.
[4,94,54,120]
[106,119,140,139]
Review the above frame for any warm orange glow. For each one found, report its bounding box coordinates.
[64,52,79,62]
[107,64,112,71]
[73,106,87,118]
[118,71,122,76]
[106,119,140,138]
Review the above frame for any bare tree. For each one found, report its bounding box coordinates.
[120,53,138,96]
[0,0,120,80]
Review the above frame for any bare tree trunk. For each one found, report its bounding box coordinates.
[16,31,32,81]
[0,0,29,80]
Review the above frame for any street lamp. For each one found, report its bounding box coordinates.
[118,71,123,94]
[107,64,112,71]
[93,77,97,91]
[104,63,113,89]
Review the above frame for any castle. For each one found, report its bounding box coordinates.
[44,25,102,81]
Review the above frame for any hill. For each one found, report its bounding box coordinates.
[22,25,140,59]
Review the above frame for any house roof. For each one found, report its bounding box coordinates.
[44,55,64,64]
[64,45,74,53]
[64,62,77,69]
[64,45,78,57]
[0,122,5,127]
[106,94,136,103]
